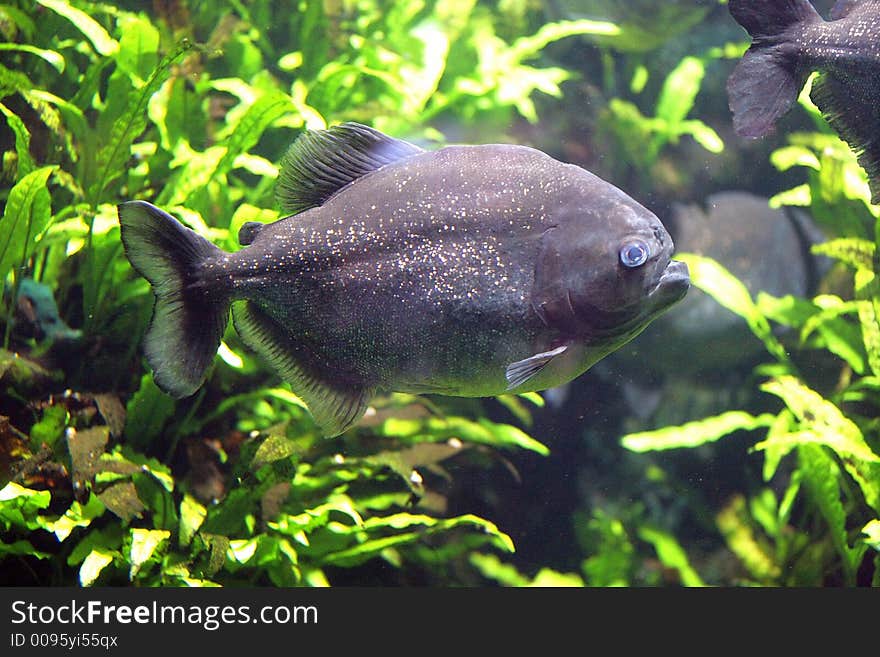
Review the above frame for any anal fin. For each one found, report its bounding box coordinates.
[231,301,372,437]
[505,344,568,391]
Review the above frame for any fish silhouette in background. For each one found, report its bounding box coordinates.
[726,0,880,203]
[118,123,688,436]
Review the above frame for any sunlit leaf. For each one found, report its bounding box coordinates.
[528,569,584,587]
[656,56,704,126]
[115,14,160,84]
[179,494,207,548]
[0,165,55,283]
[769,184,812,208]
[862,519,880,552]
[622,411,774,452]
[35,0,118,56]
[129,528,170,579]
[679,119,724,153]
[771,145,821,172]
[638,527,705,587]
[679,253,790,363]
[89,38,192,204]
[470,552,528,586]
[798,445,866,584]
[716,495,781,582]
[510,19,620,59]
[0,102,35,177]
[854,269,880,377]
[322,514,513,567]
[812,238,874,271]
[45,495,106,542]
[79,549,115,586]
[759,376,879,464]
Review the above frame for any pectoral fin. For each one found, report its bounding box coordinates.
[505,344,568,391]
[231,301,373,437]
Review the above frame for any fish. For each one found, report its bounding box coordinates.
[118,122,689,437]
[5,278,81,343]
[726,0,880,203]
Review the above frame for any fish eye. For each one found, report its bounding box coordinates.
[619,240,649,268]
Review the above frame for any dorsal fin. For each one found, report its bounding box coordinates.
[275,122,424,215]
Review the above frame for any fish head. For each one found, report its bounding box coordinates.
[534,187,689,341]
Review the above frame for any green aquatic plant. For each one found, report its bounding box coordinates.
[608,65,880,586]
[603,55,724,169]
[620,229,880,585]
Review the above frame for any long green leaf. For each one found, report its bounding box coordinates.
[812,238,874,271]
[0,44,64,73]
[621,411,775,452]
[380,415,549,455]
[680,253,790,363]
[759,376,880,513]
[322,514,513,567]
[0,166,55,281]
[0,101,35,177]
[88,39,192,205]
[760,376,879,464]
[0,62,33,98]
[213,91,294,184]
[510,19,620,60]
[638,527,705,587]
[854,269,880,377]
[35,0,118,56]
[798,445,866,584]
[656,56,704,127]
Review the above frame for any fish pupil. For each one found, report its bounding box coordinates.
[619,241,649,268]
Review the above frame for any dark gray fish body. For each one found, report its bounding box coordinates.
[727,0,880,202]
[119,124,688,436]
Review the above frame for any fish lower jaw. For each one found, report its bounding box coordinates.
[645,259,690,306]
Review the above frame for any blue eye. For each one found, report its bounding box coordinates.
[619,241,649,268]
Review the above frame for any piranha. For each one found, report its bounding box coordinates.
[118,123,689,437]
[726,0,880,203]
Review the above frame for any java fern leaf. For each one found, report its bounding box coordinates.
[679,253,789,363]
[621,410,775,452]
[88,39,192,205]
[758,376,880,514]
[0,102,35,178]
[798,445,867,585]
[35,0,118,56]
[0,166,55,283]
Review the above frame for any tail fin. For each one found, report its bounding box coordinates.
[118,200,230,398]
[727,0,821,138]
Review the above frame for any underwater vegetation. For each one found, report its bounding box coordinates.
[0,0,878,587]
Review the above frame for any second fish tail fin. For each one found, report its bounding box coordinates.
[726,0,822,138]
[118,200,231,398]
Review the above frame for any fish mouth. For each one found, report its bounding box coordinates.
[649,259,690,307]
[621,258,690,330]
